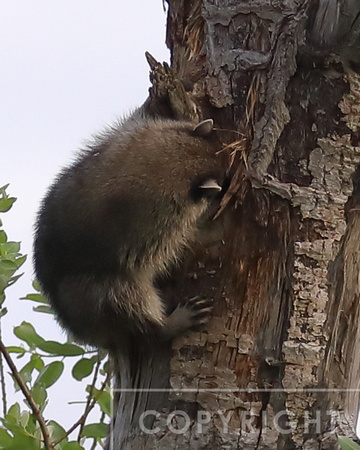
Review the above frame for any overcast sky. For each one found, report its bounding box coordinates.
[1,0,169,438]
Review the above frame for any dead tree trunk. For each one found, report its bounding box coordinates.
[109,1,360,448]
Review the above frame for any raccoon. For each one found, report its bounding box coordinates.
[34,117,225,349]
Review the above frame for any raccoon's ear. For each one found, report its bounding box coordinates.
[193,119,214,137]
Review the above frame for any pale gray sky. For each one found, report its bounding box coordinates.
[1,0,169,439]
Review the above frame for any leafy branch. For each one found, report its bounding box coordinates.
[0,337,51,449]
[0,186,112,449]
[52,358,111,446]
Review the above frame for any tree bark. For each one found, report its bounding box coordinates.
[109,1,360,448]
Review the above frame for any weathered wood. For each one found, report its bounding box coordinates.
[109,1,360,448]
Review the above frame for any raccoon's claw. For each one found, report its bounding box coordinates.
[163,297,214,338]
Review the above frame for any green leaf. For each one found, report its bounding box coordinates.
[0,259,18,273]
[35,361,64,388]
[0,251,26,269]
[13,322,45,349]
[14,255,26,268]
[81,422,108,438]
[14,354,44,391]
[37,341,85,356]
[2,241,20,254]
[6,273,24,288]
[30,383,47,408]
[30,353,45,372]
[8,433,40,450]
[0,185,16,213]
[85,383,112,417]
[0,275,9,294]
[0,306,8,317]
[0,427,14,447]
[33,305,53,314]
[63,442,85,450]
[338,436,360,450]
[7,403,21,421]
[21,293,47,304]
[0,252,25,292]
[0,197,16,213]
[72,358,96,381]
[100,358,110,375]
[0,231,7,243]
[32,280,42,292]
[17,361,36,387]
[24,413,37,435]
[47,420,67,444]
[6,346,26,356]
[14,354,44,390]
[19,410,30,428]
[94,388,112,417]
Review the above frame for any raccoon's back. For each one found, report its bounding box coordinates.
[34,155,192,296]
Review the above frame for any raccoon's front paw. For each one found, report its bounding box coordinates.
[163,296,214,338]
[182,296,214,326]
